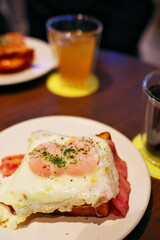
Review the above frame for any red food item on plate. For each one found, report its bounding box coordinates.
[0,154,24,177]
[97,132,130,217]
[0,33,34,73]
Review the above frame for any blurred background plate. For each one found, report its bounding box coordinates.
[0,37,57,85]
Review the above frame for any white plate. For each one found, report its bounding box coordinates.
[0,116,151,240]
[0,37,57,85]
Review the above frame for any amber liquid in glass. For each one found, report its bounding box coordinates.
[54,32,96,87]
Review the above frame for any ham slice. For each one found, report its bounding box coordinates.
[97,133,130,217]
[107,140,130,217]
[0,155,24,177]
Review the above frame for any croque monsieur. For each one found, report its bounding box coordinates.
[0,33,34,73]
[0,131,130,229]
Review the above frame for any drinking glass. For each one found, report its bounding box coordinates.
[141,70,160,167]
[46,14,103,97]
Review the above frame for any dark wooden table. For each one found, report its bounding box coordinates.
[0,50,159,239]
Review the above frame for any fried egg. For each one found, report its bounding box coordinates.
[0,131,119,229]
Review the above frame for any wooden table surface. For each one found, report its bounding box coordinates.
[0,50,160,239]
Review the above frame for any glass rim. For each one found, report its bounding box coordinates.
[46,13,103,37]
[142,70,160,102]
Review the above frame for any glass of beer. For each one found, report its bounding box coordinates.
[46,14,103,97]
[141,70,160,167]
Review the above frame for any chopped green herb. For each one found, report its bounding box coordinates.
[48,155,66,168]
[39,147,67,168]
[69,159,78,164]
[31,139,94,170]
[64,148,76,155]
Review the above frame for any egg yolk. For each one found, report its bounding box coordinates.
[29,141,100,177]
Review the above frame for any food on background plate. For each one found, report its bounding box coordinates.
[0,130,130,229]
[0,33,34,73]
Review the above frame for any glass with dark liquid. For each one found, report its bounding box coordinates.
[142,70,160,167]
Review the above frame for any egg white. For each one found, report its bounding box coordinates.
[0,131,119,229]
